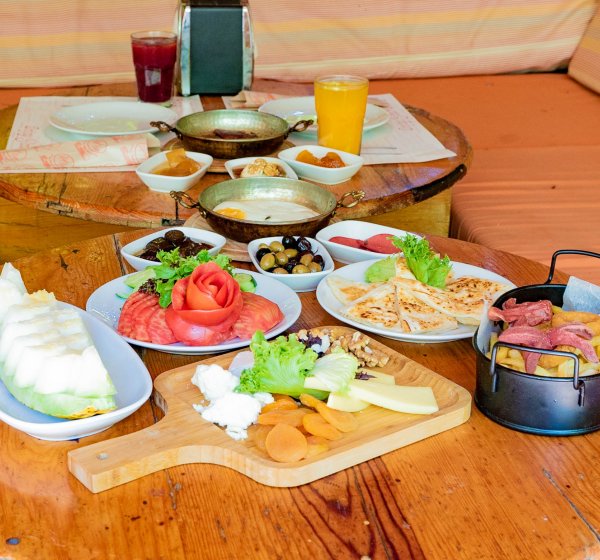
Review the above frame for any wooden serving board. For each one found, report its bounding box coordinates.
[68,327,471,493]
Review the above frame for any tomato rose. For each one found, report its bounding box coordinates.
[165,307,234,346]
[231,292,284,340]
[169,262,243,330]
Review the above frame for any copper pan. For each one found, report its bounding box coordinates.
[171,177,364,243]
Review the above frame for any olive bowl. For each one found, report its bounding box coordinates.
[170,177,364,243]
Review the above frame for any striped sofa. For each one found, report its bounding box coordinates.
[1,1,599,282]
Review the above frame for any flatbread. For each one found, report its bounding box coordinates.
[393,283,458,333]
[393,257,416,280]
[341,283,401,330]
[392,276,510,325]
[327,276,377,305]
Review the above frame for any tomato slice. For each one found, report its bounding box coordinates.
[231,292,284,340]
[165,306,234,346]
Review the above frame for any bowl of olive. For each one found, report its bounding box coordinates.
[247,235,334,292]
[121,227,226,271]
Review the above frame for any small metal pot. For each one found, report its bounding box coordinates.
[171,177,364,243]
[473,249,600,436]
[151,110,312,159]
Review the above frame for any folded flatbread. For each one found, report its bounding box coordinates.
[340,283,401,330]
[327,276,377,305]
[393,284,458,333]
[392,276,511,325]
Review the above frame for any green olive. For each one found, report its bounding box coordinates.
[283,248,298,258]
[258,243,270,250]
[272,267,289,274]
[299,253,314,267]
[259,252,276,270]
[308,261,322,273]
[292,264,310,274]
[275,251,289,265]
[269,240,285,253]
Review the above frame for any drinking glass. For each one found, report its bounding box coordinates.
[131,31,177,104]
[314,75,369,154]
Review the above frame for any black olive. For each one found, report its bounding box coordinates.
[282,236,298,250]
[287,258,299,268]
[164,230,185,243]
[312,254,325,267]
[255,247,271,261]
[296,237,312,252]
[284,262,295,273]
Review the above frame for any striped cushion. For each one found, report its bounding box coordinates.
[0,0,178,88]
[569,5,600,92]
[250,0,598,82]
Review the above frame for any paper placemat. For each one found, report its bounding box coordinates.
[5,96,203,173]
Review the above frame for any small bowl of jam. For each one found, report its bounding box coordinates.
[136,148,213,193]
[277,145,363,185]
[121,227,226,271]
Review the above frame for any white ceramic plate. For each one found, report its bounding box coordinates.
[224,157,298,180]
[49,101,177,136]
[316,221,422,264]
[86,269,302,355]
[121,227,226,271]
[316,259,515,343]
[247,236,334,292]
[0,302,152,441]
[258,96,389,134]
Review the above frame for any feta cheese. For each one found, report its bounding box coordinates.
[191,362,274,440]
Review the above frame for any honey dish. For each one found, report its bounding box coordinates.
[278,145,364,185]
[136,150,213,193]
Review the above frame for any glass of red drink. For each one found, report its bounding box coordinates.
[131,31,177,104]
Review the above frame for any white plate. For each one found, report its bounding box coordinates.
[49,101,177,136]
[86,269,302,355]
[0,302,152,441]
[121,227,226,271]
[258,96,389,134]
[316,221,422,264]
[316,259,515,344]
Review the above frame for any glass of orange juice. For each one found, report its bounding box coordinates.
[314,75,369,154]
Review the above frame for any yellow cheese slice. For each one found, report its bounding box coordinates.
[327,392,370,412]
[347,380,438,414]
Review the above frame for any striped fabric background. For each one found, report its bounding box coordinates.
[250,0,598,82]
[569,4,600,91]
[0,0,178,87]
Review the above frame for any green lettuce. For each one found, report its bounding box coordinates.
[303,347,359,393]
[365,256,396,283]
[392,234,452,288]
[236,331,326,399]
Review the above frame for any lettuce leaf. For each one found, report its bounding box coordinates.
[392,234,452,288]
[236,331,326,399]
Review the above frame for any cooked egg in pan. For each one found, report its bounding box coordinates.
[212,200,319,222]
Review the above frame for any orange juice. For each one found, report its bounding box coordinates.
[314,75,369,154]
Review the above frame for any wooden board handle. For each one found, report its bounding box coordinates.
[68,416,198,493]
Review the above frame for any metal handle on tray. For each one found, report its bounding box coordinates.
[490,342,585,405]
[544,249,600,284]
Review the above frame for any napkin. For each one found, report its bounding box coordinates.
[0,134,159,172]
[563,276,600,314]
[222,90,289,109]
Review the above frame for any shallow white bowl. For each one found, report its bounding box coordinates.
[136,150,213,193]
[224,156,298,180]
[277,145,364,185]
[248,236,334,292]
[316,220,422,264]
[121,227,226,271]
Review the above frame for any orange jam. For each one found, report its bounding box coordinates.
[151,148,201,177]
[296,149,346,168]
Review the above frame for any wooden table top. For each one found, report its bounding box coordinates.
[0,82,472,228]
[2,231,599,560]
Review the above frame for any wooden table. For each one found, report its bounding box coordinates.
[2,232,599,560]
[0,82,472,229]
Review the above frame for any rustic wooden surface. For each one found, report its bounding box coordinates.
[0,82,472,230]
[1,231,599,560]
